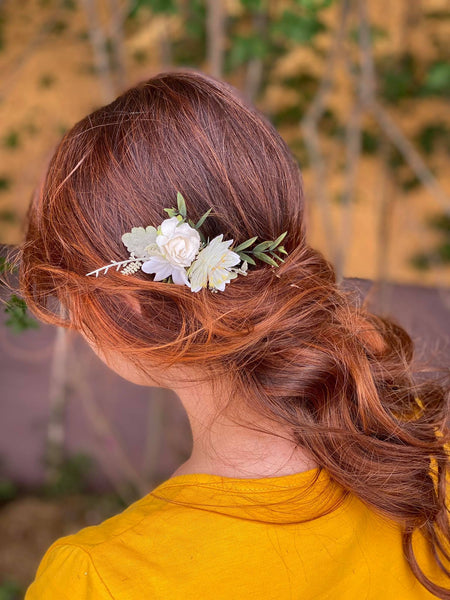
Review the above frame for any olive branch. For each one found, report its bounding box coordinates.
[231,232,288,267]
[164,192,288,267]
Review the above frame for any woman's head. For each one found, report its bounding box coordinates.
[20,69,308,382]
[17,69,450,598]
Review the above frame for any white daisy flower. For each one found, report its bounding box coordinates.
[187,234,242,293]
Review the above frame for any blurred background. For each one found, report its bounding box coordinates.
[0,0,449,596]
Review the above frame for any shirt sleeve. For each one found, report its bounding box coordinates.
[24,542,114,600]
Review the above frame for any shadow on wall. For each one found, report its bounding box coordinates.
[0,256,449,494]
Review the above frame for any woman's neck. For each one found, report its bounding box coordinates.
[169,375,317,480]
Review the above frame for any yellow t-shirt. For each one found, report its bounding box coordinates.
[25,467,449,599]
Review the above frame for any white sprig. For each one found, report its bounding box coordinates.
[121,261,143,275]
[86,258,145,278]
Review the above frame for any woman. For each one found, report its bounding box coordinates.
[18,70,449,598]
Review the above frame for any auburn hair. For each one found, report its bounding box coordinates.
[14,69,450,597]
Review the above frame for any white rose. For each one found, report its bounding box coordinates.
[156,217,201,268]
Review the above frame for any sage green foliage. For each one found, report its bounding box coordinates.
[0,176,10,191]
[176,191,187,218]
[416,123,450,156]
[0,581,23,600]
[0,209,17,223]
[378,53,450,104]
[410,213,450,270]
[164,193,287,268]
[0,478,17,503]
[225,0,331,81]
[42,453,94,497]
[163,191,210,246]
[0,455,18,503]
[4,295,39,334]
[0,257,16,274]
[128,0,177,18]
[423,62,450,97]
[2,130,20,149]
[171,0,206,66]
[233,231,288,267]
[271,10,326,44]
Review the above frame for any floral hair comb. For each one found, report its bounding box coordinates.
[86,192,288,293]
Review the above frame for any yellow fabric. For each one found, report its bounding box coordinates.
[25,468,449,599]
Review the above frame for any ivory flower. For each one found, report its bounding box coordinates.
[85,191,287,290]
[187,234,242,292]
[141,254,192,287]
[156,217,201,266]
[121,226,158,258]
[141,216,201,286]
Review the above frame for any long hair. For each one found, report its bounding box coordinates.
[15,69,450,597]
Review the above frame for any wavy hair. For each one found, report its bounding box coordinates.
[14,70,450,597]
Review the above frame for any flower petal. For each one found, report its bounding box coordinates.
[160,217,180,236]
[209,268,238,290]
[122,226,158,257]
[142,256,173,280]
[171,268,191,287]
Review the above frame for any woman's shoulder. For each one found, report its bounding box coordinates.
[24,542,112,599]
[24,489,176,600]
[24,470,448,599]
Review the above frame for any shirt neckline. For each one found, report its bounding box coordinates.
[148,466,350,524]
[159,465,321,486]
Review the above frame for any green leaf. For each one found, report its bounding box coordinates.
[267,231,288,250]
[0,257,18,274]
[270,251,285,262]
[163,207,177,217]
[422,61,450,96]
[278,246,288,255]
[127,0,177,18]
[237,251,256,266]
[233,236,258,252]
[253,240,274,252]
[0,579,23,599]
[271,11,326,44]
[4,294,39,334]
[195,208,212,229]
[253,252,279,266]
[293,0,333,11]
[239,0,262,10]
[177,192,187,218]
[227,34,269,69]
[43,453,93,497]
